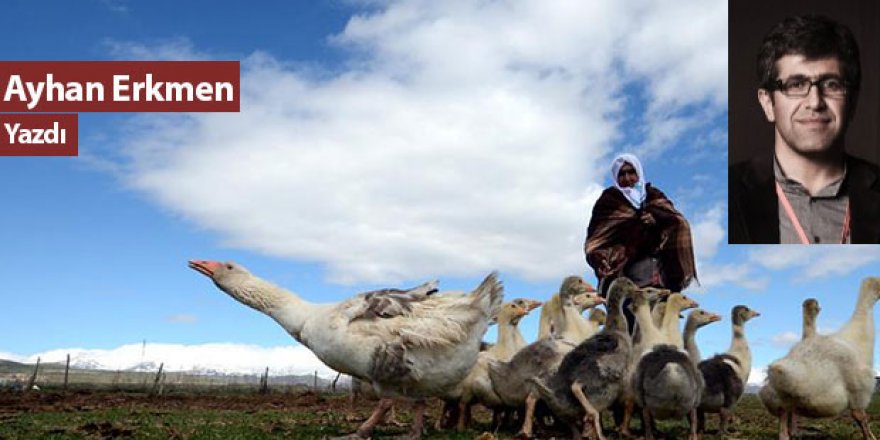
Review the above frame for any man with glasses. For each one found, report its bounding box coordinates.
[729,14,880,244]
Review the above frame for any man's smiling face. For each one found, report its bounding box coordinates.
[758,55,850,156]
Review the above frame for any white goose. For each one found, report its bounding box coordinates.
[767,278,880,440]
[189,260,503,439]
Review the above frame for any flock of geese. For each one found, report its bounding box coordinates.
[188,260,880,440]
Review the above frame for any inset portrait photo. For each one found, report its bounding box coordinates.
[729,1,880,244]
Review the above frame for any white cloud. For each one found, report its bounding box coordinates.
[104,37,208,61]
[620,0,727,109]
[4,343,337,378]
[687,205,735,292]
[748,246,812,270]
[750,246,880,279]
[692,205,725,260]
[0,352,22,362]
[749,367,766,386]
[770,331,799,348]
[98,0,128,13]
[113,0,727,284]
[620,0,727,157]
[166,314,198,324]
[692,263,767,291]
[803,248,880,278]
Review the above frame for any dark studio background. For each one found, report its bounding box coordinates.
[729,0,880,166]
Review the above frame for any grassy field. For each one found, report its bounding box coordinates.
[2,388,880,439]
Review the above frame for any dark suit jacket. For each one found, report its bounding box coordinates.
[729,153,880,244]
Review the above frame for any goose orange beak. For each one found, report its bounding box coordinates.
[189,260,221,278]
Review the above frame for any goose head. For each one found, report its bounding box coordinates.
[558,276,597,304]
[606,277,637,331]
[686,308,722,329]
[732,305,760,326]
[668,293,699,313]
[573,290,605,312]
[190,260,250,287]
[189,260,279,311]
[629,285,651,310]
[860,277,880,303]
[803,298,821,318]
[642,287,672,302]
[494,298,542,326]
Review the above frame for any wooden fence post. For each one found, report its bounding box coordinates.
[313,371,318,392]
[259,367,269,394]
[150,363,164,395]
[331,372,341,392]
[158,372,166,396]
[25,357,41,392]
[63,354,70,392]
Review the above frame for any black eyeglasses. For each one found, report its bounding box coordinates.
[772,76,848,98]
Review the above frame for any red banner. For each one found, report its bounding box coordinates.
[0,114,77,156]
[0,61,239,112]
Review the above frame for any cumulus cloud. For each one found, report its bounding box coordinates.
[112,0,727,284]
[166,314,198,324]
[691,205,725,261]
[98,0,128,13]
[750,246,880,279]
[770,331,799,348]
[693,263,768,291]
[749,367,766,386]
[802,248,880,278]
[686,204,740,292]
[5,343,337,378]
[0,352,22,362]
[104,37,208,61]
[749,246,815,271]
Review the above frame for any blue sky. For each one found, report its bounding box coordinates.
[1,0,877,382]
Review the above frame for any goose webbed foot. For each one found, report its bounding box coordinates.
[356,398,394,438]
[403,399,426,440]
[852,408,877,440]
[777,409,791,440]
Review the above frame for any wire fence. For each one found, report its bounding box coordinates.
[0,357,348,395]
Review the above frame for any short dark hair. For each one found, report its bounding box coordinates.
[757,15,861,98]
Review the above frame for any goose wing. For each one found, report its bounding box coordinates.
[346,280,439,321]
[352,273,502,349]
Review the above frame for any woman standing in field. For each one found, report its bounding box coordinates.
[585,153,697,300]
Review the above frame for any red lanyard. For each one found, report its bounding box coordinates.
[775,182,850,244]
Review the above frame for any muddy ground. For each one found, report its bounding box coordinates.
[1,389,878,439]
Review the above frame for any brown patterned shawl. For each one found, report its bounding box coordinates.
[585,184,697,291]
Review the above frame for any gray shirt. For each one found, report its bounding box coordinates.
[774,159,850,244]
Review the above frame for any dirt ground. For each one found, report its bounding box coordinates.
[2,389,879,439]
[0,389,478,439]
[0,388,337,414]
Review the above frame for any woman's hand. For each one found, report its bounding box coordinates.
[597,260,614,278]
[596,246,627,278]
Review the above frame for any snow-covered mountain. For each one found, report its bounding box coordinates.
[0,342,338,378]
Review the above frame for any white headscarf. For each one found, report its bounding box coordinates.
[611,153,646,208]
